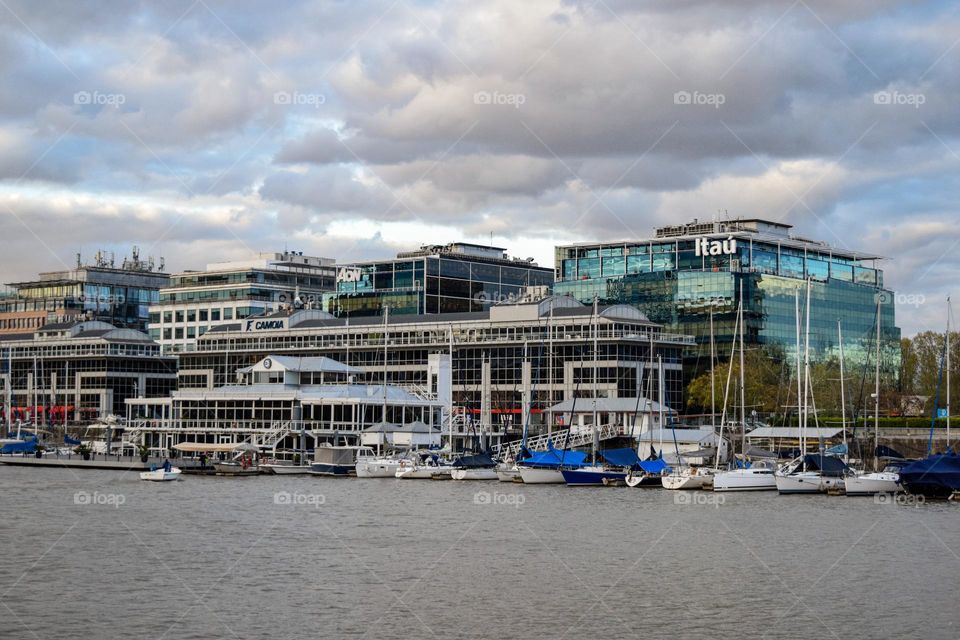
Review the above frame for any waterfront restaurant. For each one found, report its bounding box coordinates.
[125,354,445,454]
[175,296,695,441]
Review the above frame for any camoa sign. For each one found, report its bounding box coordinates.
[694,236,737,257]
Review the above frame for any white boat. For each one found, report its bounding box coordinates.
[844,465,902,496]
[496,463,521,482]
[140,467,182,482]
[356,457,406,478]
[624,471,664,487]
[661,466,715,490]
[712,462,778,492]
[775,470,844,494]
[394,457,455,479]
[260,463,312,475]
[451,468,499,481]
[517,466,565,484]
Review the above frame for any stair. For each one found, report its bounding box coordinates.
[491,423,623,458]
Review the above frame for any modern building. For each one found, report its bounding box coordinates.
[0,248,168,334]
[553,218,901,377]
[125,354,444,453]
[174,296,694,440]
[148,251,336,353]
[324,242,554,317]
[0,320,178,429]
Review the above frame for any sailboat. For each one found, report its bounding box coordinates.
[845,307,902,495]
[900,298,959,497]
[776,280,851,494]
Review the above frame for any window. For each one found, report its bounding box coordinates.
[223,308,233,320]
[163,311,172,323]
[211,309,221,321]
[200,309,208,322]
[175,311,184,323]
[187,310,196,322]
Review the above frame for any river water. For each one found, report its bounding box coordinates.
[1,465,957,640]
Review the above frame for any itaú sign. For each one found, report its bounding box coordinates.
[694,236,737,257]
[243,318,288,332]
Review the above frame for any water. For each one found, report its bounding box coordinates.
[1,466,958,640]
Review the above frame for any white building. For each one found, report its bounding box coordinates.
[148,251,335,353]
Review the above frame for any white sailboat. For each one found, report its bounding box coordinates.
[495,461,521,482]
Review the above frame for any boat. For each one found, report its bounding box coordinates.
[775,454,850,494]
[900,453,960,498]
[661,466,716,490]
[451,451,498,481]
[495,462,521,482]
[516,446,588,484]
[395,451,455,479]
[844,463,904,496]
[624,457,669,488]
[561,465,627,486]
[214,459,260,476]
[356,454,409,478]
[140,466,182,482]
[260,462,312,475]
[310,445,369,476]
[712,459,778,492]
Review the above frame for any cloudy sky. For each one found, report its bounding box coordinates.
[0,0,957,334]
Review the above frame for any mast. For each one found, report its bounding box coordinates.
[448,326,454,452]
[948,297,952,449]
[802,280,811,469]
[547,303,554,436]
[794,288,802,463]
[657,355,664,456]
[874,295,880,471]
[593,296,599,433]
[838,319,848,464]
[738,281,746,458]
[710,307,716,430]
[382,305,389,427]
[714,303,740,471]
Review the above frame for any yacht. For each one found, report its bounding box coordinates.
[661,466,716,490]
[844,463,904,496]
[775,454,850,494]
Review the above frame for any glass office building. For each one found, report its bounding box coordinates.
[554,219,901,377]
[324,242,554,317]
[1,249,168,334]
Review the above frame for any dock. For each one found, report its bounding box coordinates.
[0,454,208,472]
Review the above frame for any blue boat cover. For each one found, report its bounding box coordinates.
[600,448,642,468]
[638,458,669,474]
[520,446,587,468]
[1,436,38,454]
[899,454,960,495]
[825,443,848,456]
[64,435,82,446]
[875,444,906,460]
[800,454,849,477]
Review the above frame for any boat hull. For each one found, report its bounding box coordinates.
[517,467,566,484]
[214,462,259,476]
[561,467,626,486]
[261,464,312,475]
[496,464,521,482]
[451,468,498,481]
[309,463,356,476]
[844,472,900,496]
[712,469,777,492]
[140,468,182,482]
[899,455,960,497]
[396,466,454,479]
[776,472,844,494]
[624,473,663,488]
[662,472,709,490]
[356,459,402,478]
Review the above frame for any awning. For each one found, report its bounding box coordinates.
[173,442,259,453]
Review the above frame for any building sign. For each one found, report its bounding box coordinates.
[694,236,737,257]
[243,318,288,332]
[337,267,361,283]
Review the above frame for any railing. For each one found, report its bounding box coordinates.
[492,423,622,458]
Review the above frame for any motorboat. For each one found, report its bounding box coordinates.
[214,460,259,476]
[775,454,850,494]
[140,466,182,482]
[260,462,312,475]
[310,445,369,477]
[712,460,778,492]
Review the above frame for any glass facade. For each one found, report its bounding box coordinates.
[554,228,902,380]
[324,245,554,318]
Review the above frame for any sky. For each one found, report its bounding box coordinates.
[0,0,958,336]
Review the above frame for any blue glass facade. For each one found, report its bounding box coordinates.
[553,223,901,378]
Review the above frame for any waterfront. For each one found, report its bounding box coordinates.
[1,467,958,639]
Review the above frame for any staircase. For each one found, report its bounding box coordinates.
[492,423,623,458]
[247,422,294,451]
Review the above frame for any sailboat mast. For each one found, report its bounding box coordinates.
[382,306,389,427]
[658,355,664,455]
[948,297,952,449]
[739,281,746,458]
[838,319,848,464]
[802,280,811,467]
[714,304,740,470]
[710,307,716,430]
[593,296,599,432]
[794,289,801,454]
[874,295,881,471]
[448,326,454,452]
